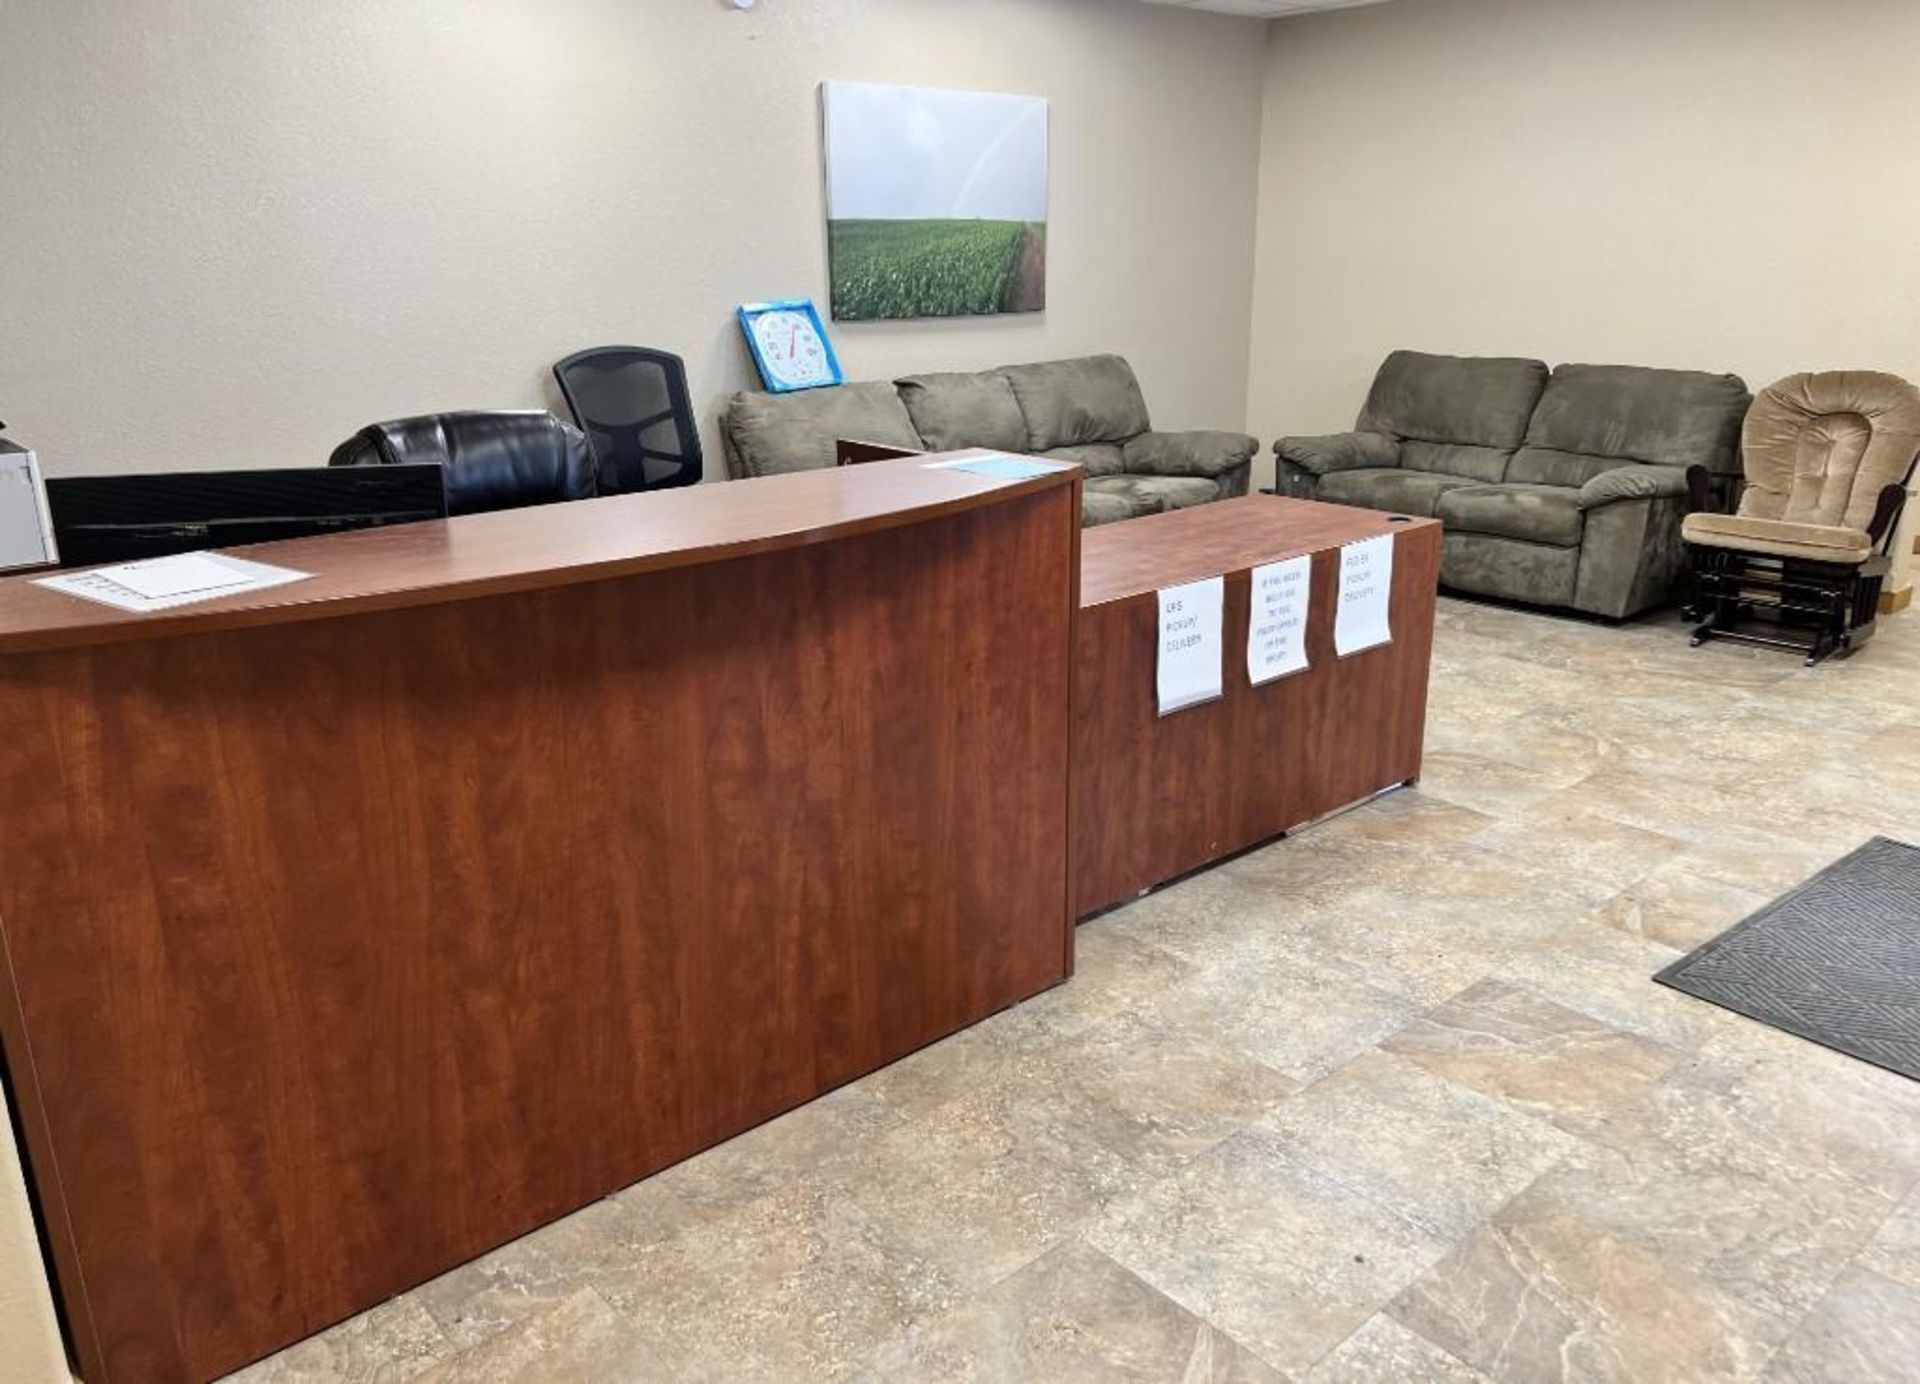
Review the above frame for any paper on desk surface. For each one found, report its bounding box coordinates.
[923,454,1070,480]
[34,552,312,614]
[106,552,262,599]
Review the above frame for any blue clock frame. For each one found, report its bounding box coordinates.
[737,297,846,393]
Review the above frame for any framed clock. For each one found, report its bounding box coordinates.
[737,298,845,393]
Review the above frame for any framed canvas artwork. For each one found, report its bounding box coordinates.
[821,81,1048,322]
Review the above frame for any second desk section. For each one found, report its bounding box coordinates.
[1074,494,1442,916]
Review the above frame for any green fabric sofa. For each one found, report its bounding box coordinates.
[1275,350,1751,618]
[721,355,1256,526]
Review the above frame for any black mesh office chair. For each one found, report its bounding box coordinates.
[553,347,703,493]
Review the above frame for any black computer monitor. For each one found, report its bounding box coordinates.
[45,463,449,567]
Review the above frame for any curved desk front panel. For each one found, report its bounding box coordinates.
[0,456,1081,1382]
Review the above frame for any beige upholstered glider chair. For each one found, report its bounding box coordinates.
[1683,371,1920,664]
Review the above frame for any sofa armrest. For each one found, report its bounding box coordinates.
[835,438,922,466]
[1272,431,1398,476]
[1577,464,1689,510]
[1121,430,1258,481]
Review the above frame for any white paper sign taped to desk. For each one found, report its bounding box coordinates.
[1248,555,1311,685]
[1156,575,1224,716]
[1334,533,1394,656]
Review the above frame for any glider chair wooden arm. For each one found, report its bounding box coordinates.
[1683,463,1726,516]
[1867,481,1910,549]
[1682,370,1920,665]
[1684,461,1743,517]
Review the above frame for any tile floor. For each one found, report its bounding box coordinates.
[229,598,1920,1383]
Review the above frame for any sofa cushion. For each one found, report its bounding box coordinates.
[1043,443,1125,477]
[894,371,1028,453]
[1083,474,1217,519]
[1318,468,1477,517]
[1357,351,1549,450]
[722,382,923,478]
[1523,364,1750,471]
[1505,447,1628,489]
[1437,483,1585,547]
[1000,356,1151,450]
[1081,489,1137,527]
[1083,475,1162,521]
[1681,512,1873,564]
[1398,440,1512,483]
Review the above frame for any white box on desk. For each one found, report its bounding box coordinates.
[0,440,58,572]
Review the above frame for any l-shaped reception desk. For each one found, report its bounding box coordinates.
[0,459,1437,1382]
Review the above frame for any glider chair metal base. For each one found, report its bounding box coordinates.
[1687,548,1893,667]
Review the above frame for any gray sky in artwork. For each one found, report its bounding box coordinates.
[824,82,1048,222]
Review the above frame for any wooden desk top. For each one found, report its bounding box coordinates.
[1079,495,1440,607]
[0,452,1071,655]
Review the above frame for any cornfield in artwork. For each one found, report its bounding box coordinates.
[828,219,1046,321]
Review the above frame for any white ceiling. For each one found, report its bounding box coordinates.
[1136,0,1396,18]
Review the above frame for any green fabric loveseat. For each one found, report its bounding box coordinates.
[722,355,1256,526]
[1275,350,1751,618]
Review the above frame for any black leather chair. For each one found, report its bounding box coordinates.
[553,347,703,492]
[328,410,597,516]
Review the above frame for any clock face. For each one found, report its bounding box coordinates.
[751,309,835,389]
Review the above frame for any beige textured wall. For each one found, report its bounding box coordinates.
[1249,0,1920,528]
[0,3,1263,1373]
[0,1097,67,1384]
[0,0,1265,480]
